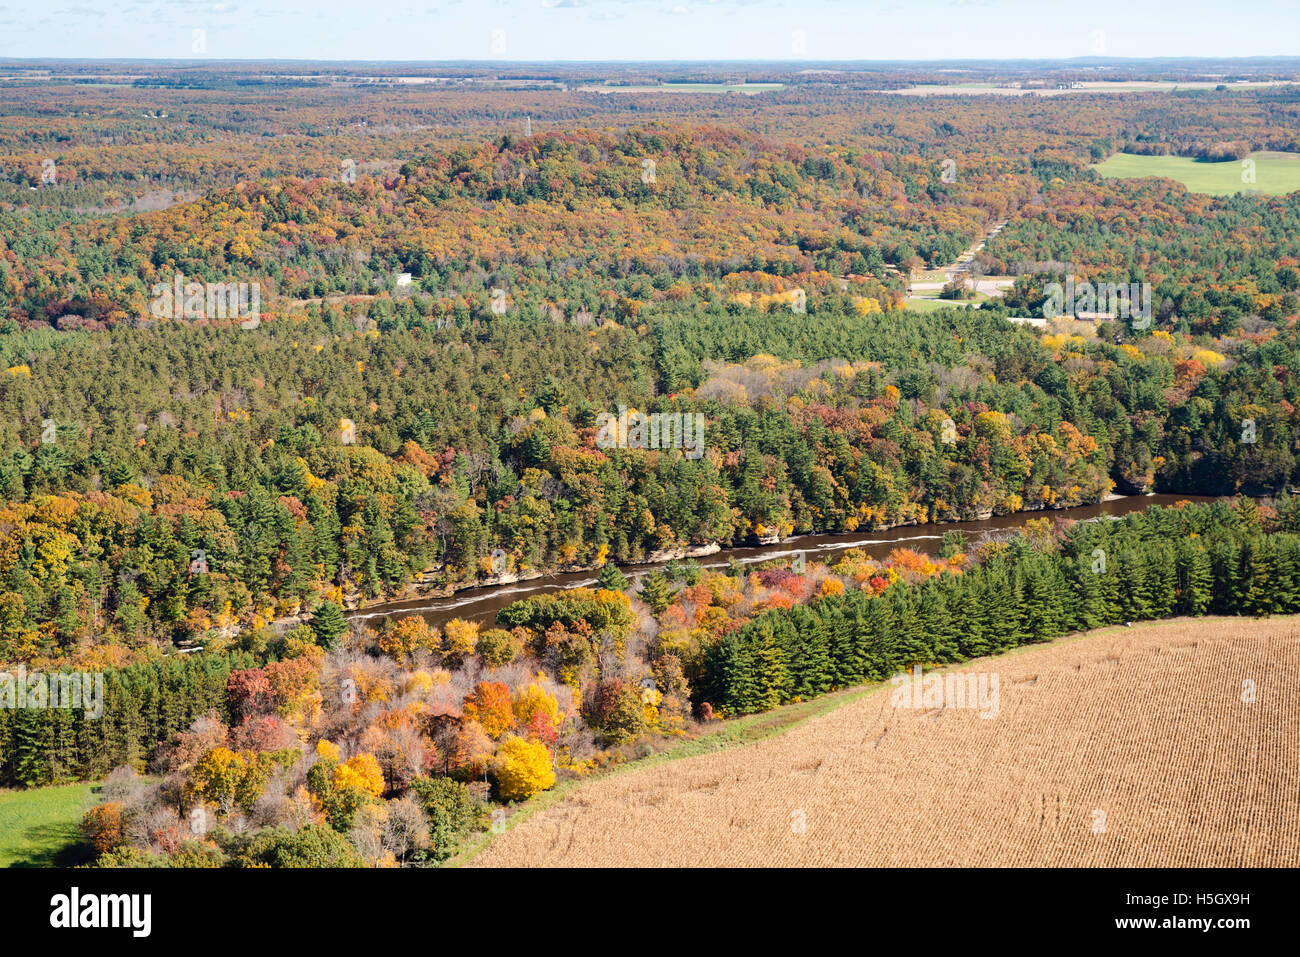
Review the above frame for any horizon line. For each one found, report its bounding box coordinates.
[3,55,1300,66]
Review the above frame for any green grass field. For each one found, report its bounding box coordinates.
[0,783,99,867]
[904,296,982,313]
[1094,151,1300,196]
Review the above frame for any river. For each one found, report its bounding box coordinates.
[348,493,1218,632]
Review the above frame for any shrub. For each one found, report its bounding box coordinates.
[80,802,126,855]
[225,824,365,868]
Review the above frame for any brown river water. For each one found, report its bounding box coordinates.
[349,493,1218,632]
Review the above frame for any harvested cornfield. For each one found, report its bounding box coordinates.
[469,617,1300,867]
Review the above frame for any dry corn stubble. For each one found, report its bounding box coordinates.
[469,616,1300,867]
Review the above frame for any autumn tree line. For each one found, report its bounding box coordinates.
[0,651,256,787]
[700,500,1296,715]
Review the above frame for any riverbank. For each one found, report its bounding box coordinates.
[350,492,1219,633]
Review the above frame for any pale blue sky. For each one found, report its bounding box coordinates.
[1,0,1297,61]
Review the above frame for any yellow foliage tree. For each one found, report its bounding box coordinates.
[818,577,845,597]
[493,737,556,802]
[315,739,341,762]
[441,618,479,665]
[512,679,563,737]
[189,747,248,813]
[378,615,437,665]
[333,753,385,798]
[188,747,272,814]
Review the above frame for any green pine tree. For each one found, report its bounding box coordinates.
[311,600,349,650]
[637,570,676,614]
[597,562,629,592]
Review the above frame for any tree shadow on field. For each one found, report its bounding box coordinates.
[10,822,93,868]
[7,783,101,869]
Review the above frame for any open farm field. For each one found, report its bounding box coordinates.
[470,616,1300,867]
[1094,150,1300,195]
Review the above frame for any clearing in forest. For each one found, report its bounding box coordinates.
[1094,150,1300,196]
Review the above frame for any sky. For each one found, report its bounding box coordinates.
[0,0,1298,62]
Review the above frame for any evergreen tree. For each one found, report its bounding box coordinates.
[787,606,832,699]
[749,621,791,712]
[311,600,349,650]
[11,709,50,787]
[637,570,676,615]
[597,562,629,592]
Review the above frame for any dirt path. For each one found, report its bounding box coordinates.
[906,219,1014,305]
[948,218,1007,278]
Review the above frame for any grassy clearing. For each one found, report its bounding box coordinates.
[909,285,992,301]
[0,782,99,867]
[1094,150,1300,196]
[903,296,983,313]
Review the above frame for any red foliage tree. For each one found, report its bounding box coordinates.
[227,668,274,720]
[229,714,299,753]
